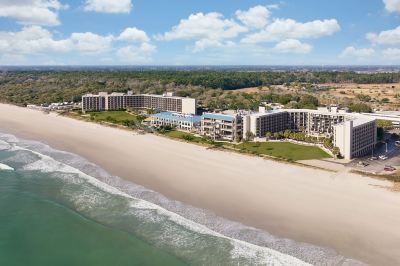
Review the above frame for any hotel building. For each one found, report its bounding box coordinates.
[200,112,243,141]
[150,112,201,132]
[242,106,376,160]
[82,91,197,114]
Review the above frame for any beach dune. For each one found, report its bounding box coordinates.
[1,104,400,265]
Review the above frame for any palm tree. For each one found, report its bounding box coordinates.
[265,132,272,140]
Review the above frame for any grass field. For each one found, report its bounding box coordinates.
[88,111,138,125]
[162,130,208,144]
[236,141,331,161]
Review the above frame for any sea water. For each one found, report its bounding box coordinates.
[0,132,364,266]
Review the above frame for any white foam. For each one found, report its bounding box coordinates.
[0,163,14,171]
[1,132,362,265]
[0,140,11,150]
[15,145,309,265]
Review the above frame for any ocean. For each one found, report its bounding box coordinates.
[0,132,362,266]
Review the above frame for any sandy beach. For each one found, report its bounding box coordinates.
[1,104,400,265]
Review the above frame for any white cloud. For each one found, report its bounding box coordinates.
[0,26,71,55]
[0,0,67,26]
[340,46,375,59]
[0,25,155,64]
[241,18,340,44]
[382,48,400,60]
[70,32,113,54]
[274,39,312,54]
[235,5,271,29]
[367,26,400,45]
[118,27,150,42]
[158,12,247,51]
[383,0,400,13]
[116,43,156,63]
[84,0,132,14]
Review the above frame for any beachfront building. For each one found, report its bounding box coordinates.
[82,92,107,111]
[243,106,376,159]
[82,91,197,114]
[150,112,201,132]
[201,112,243,141]
[334,119,377,159]
[242,109,289,138]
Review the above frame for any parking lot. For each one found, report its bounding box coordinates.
[349,135,400,174]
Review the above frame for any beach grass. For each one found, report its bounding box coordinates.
[236,141,331,161]
[89,111,138,125]
[162,130,208,144]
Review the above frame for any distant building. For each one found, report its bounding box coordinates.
[150,112,201,132]
[201,112,243,141]
[82,91,197,114]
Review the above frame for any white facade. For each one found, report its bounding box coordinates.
[181,98,197,115]
[242,106,377,159]
[82,92,197,114]
[150,112,201,132]
[334,118,377,160]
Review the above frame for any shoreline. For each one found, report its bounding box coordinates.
[1,103,400,265]
[64,111,338,173]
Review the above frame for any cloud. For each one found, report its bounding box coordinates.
[383,0,400,13]
[0,26,71,55]
[382,48,400,60]
[274,39,312,54]
[157,12,247,51]
[84,0,132,14]
[118,27,150,42]
[340,46,375,59]
[0,25,155,63]
[235,5,271,29]
[241,18,340,44]
[70,32,114,54]
[116,43,156,63]
[0,0,67,26]
[367,26,400,45]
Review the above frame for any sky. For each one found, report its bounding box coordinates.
[0,0,400,65]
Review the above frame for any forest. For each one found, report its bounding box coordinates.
[0,70,397,109]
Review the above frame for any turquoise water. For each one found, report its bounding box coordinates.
[0,170,186,266]
[0,132,359,266]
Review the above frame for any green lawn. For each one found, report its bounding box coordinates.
[88,111,138,125]
[162,130,208,144]
[236,141,331,161]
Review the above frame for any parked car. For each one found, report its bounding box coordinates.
[379,155,388,160]
[358,161,369,167]
[384,166,396,171]
[369,156,378,161]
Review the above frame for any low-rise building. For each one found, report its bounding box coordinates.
[150,112,201,132]
[201,112,242,141]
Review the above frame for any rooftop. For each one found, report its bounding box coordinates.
[202,112,237,122]
[152,112,201,123]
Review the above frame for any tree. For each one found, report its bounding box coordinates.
[356,94,371,102]
[376,119,392,129]
[245,131,255,141]
[264,132,272,140]
[332,147,340,158]
[349,103,372,113]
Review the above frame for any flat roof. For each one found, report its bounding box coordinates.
[202,112,236,122]
[152,112,201,123]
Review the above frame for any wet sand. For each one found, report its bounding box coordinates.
[1,104,400,265]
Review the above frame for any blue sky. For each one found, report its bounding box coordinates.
[0,0,399,65]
